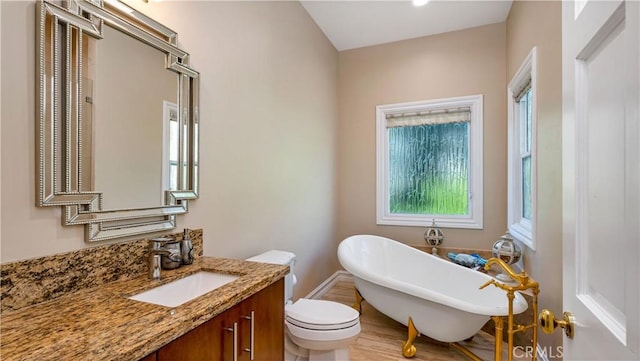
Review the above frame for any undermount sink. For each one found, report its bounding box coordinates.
[128,271,239,307]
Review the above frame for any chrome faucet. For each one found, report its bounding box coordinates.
[148,238,172,280]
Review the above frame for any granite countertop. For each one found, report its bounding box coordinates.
[0,257,288,361]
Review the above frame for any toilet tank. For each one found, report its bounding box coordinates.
[246,250,296,303]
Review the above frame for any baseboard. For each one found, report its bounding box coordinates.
[305,270,353,300]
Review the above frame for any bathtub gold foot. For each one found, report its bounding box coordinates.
[402,317,418,358]
[353,287,364,314]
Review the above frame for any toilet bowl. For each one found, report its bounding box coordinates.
[246,251,361,361]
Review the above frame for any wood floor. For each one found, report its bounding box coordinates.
[319,277,507,361]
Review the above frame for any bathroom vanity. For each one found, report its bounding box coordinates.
[152,278,283,361]
[0,257,287,361]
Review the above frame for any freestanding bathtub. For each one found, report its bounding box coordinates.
[337,235,528,347]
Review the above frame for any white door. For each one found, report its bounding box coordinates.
[562,0,639,359]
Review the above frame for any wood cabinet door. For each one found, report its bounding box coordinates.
[155,279,284,361]
[238,279,284,361]
[217,305,242,361]
[157,305,240,361]
[156,315,217,361]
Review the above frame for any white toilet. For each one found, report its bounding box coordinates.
[246,250,361,361]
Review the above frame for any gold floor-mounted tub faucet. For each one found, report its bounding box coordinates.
[479,258,540,361]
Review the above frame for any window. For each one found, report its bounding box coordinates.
[376,95,483,229]
[508,47,537,249]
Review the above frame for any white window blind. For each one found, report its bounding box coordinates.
[385,107,471,128]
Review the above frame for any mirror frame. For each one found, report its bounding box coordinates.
[36,0,200,242]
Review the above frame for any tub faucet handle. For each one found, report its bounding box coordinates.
[479,279,496,290]
[484,257,528,284]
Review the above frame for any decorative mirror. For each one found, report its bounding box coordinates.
[36,0,199,242]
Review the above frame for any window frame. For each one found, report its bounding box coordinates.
[376,94,484,229]
[507,47,537,250]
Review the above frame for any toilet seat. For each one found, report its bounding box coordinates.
[285,298,361,343]
[286,298,360,330]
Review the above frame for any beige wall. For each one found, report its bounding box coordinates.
[506,0,563,351]
[0,1,338,299]
[336,23,508,250]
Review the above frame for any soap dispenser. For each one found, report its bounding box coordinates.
[180,229,195,265]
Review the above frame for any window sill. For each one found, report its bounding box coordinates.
[377,213,483,229]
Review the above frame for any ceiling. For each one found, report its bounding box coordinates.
[300,0,513,51]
